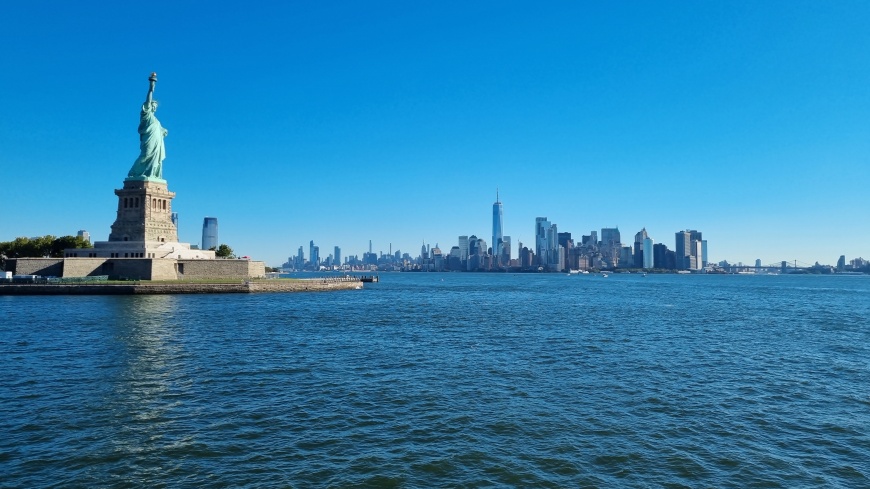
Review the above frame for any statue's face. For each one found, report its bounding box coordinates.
[151,102,158,111]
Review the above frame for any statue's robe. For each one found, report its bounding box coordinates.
[127,103,167,180]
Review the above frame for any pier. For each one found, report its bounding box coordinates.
[0,278,367,295]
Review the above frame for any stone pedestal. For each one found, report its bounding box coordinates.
[67,178,217,261]
[109,180,178,243]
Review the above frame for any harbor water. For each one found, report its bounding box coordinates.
[1,273,868,487]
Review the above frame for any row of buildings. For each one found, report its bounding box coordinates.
[284,239,418,271]
[409,193,708,272]
[405,226,707,273]
[285,193,707,273]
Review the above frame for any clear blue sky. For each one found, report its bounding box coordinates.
[2,1,868,266]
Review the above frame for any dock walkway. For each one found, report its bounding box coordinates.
[0,278,365,295]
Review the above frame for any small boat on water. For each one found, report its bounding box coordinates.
[567,270,591,275]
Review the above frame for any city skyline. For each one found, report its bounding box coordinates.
[3,3,869,266]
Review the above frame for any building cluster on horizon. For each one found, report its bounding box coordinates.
[283,238,411,271]
[838,256,869,270]
[282,192,712,273]
[418,226,706,273]
[412,191,708,273]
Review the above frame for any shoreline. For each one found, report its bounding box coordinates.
[0,279,363,295]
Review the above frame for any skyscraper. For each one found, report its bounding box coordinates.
[547,223,558,268]
[675,231,690,270]
[619,246,634,268]
[643,237,654,269]
[701,239,708,267]
[600,227,621,267]
[600,228,620,247]
[557,232,572,249]
[492,190,504,260]
[535,217,558,269]
[535,217,550,266]
[653,243,669,269]
[77,230,91,243]
[309,240,316,268]
[468,235,479,257]
[458,236,469,262]
[634,228,648,268]
[691,230,703,269]
[296,246,304,270]
[675,230,703,270]
[334,246,341,266]
[692,240,703,270]
[202,217,218,250]
[311,245,320,268]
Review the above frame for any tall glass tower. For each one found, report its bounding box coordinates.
[643,237,654,269]
[535,217,551,265]
[202,217,218,250]
[458,236,469,262]
[492,189,503,259]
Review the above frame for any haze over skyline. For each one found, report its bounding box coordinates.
[2,2,868,266]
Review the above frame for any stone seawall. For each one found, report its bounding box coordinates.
[6,257,266,281]
[0,279,362,295]
[7,258,65,277]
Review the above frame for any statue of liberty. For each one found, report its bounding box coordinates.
[127,73,168,181]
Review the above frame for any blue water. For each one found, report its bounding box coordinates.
[1,273,869,487]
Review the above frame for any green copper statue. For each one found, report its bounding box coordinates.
[126,73,168,181]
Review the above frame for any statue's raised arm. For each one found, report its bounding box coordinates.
[126,72,168,182]
[144,72,157,109]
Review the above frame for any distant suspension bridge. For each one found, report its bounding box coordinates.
[719,259,825,273]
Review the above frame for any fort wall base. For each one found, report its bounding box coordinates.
[7,257,266,281]
[0,279,361,295]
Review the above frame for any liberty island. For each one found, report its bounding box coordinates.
[1,74,361,293]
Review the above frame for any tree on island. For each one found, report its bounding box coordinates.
[211,244,235,259]
[0,235,92,258]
